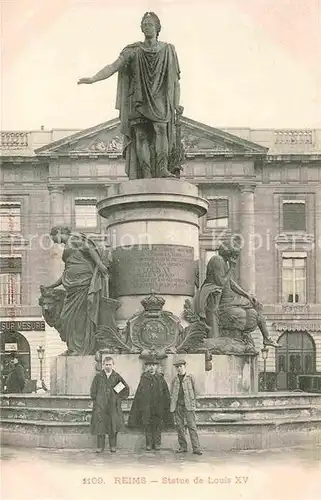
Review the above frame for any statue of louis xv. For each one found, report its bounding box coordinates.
[78,12,184,179]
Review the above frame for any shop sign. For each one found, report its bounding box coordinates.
[0,321,45,331]
[4,343,18,351]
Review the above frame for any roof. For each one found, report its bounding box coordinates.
[1,116,321,158]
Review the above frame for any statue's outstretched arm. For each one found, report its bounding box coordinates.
[78,56,124,85]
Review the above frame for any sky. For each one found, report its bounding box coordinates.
[1,0,321,131]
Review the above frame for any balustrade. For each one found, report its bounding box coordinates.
[0,132,29,149]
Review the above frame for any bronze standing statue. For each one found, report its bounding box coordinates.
[78,12,184,179]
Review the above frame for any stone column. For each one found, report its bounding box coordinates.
[48,185,65,284]
[316,187,321,304]
[239,184,256,295]
[97,179,208,322]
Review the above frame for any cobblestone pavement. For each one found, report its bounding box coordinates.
[1,445,320,500]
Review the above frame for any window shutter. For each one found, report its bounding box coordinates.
[283,202,306,231]
[207,199,228,220]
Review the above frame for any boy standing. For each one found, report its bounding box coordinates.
[170,359,202,455]
[90,356,129,453]
[128,357,173,451]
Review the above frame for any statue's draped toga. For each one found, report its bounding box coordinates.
[116,42,181,179]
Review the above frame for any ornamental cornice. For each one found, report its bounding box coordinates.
[47,184,65,193]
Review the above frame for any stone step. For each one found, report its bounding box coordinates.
[2,417,321,450]
[196,394,321,409]
[2,392,321,410]
[1,415,321,430]
[2,424,320,451]
[0,395,92,410]
[1,419,89,427]
[198,406,321,422]
[1,407,91,424]
[1,404,321,425]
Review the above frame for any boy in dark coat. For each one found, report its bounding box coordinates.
[128,357,173,451]
[90,356,129,453]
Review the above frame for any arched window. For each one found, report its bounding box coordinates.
[276,331,316,390]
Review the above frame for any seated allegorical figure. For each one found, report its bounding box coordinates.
[195,242,278,348]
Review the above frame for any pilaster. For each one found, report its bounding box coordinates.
[47,185,65,283]
[239,183,256,295]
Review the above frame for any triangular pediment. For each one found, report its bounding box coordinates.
[180,117,267,155]
[36,118,123,156]
[35,116,267,157]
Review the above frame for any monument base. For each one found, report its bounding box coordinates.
[1,392,321,450]
[50,355,96,396]
[50,352,258,396]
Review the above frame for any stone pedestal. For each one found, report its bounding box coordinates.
[97,179,208,322]
[50,356,96,395]
[50,352,258,396]
[162,353,258,395]
[204,354,258,394]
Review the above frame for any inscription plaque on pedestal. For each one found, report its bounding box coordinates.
[112,245,195,296]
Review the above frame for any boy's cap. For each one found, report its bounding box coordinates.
[173,359,186,366]
[143,355,160,365]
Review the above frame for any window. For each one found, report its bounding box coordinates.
[206,198,229,229]
[282,200,306,231]
[0,202,21,232]
[0,257,22,306]
[75,198,97,229]
[282,252,306,303]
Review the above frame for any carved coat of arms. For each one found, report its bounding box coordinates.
[126,295,182,357]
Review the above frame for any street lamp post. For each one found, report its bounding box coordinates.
[37,345,45,390]
[261,346,269,392]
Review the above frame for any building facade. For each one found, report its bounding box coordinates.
[1,117,321,391]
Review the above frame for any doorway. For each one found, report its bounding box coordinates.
[0,330,31,391]
[276,331,316,390]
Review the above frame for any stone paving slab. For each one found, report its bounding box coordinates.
[1,444,320,500]
[2,443,321,465]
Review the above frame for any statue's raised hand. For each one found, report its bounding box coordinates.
[77,77,93,85]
